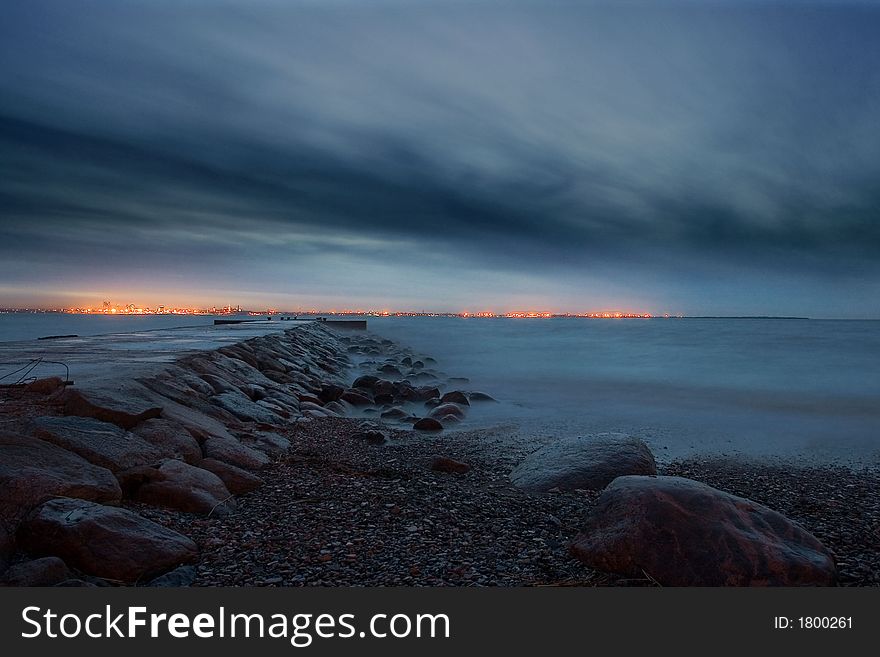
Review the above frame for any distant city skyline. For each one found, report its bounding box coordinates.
[2,2,879,319]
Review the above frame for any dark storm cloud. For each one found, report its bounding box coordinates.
[1,1,879,313]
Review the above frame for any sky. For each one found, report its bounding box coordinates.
[1,0,879,317]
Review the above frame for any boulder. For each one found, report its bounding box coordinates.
[211,391,279,424]
[429,403,465,420]
[0,432,122,509]
[413,418,443,432]
[352,375,379,389]
[134,461,235,516]
[318,384,345,403]
[132,418,203,464]
[199,374,238,394]
[239,431,290,456]
[340,390,373,406]
[202,434,270,470]
[570,476,838,586]
[402,386,440,402]
[430,457,471,474]
[380,407,408,420]
[197,459,264,495]
[30,416,163,473]
[1,556,72,586]
[468,391,497,402]
[19,498,198,584]
[440,391,470,406]
[372,379,397,396]
[60,389,161,430]
[511,433,656,493]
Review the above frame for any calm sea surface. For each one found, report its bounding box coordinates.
[2,314,878,464]
[367,317,880,464]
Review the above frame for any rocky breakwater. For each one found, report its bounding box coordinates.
[0,322,358,585]
[511,434,838,586]
[326,335,496,433]
[1,322,495,586]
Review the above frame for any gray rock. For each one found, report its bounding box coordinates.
[30,416,163,473]
[511,433,657,493]
[211,391,279,424]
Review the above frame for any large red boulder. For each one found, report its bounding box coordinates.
[570,475,837,586]
[0,432,122,507]
[18,498,198,583]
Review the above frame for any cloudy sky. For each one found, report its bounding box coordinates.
[1,0,879,316]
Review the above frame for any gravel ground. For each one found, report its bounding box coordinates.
[663,458,880,587]
[135,417,880,587]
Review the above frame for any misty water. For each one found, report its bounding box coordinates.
[2,314,878,465]
[368,317,880,465]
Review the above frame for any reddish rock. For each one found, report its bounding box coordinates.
[0,432,122,508]
[570,476,837,586]
[1,556,71,586]
[197,459,264,495]
[1,431,122,569]
[135,461,235,516]
[60,389,161,430]
[440,391,470,406]
[132,418,203,464]
[31,416,163,473]
[430,457,471,474]
[413,417,443,432]
[511,433,656,493]
[19,498,198,584]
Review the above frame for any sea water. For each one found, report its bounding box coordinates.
[2,313,877,464]
[368,317,880,465]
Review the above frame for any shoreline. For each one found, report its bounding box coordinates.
[1,324,877,586]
